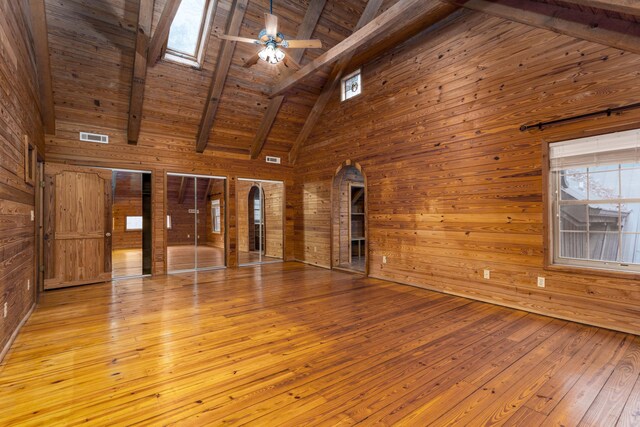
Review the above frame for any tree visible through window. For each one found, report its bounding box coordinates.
[165,0,216,67]
[341,69,361,101]
[549,129,640,272]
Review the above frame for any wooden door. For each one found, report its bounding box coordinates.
[44,163,113,289]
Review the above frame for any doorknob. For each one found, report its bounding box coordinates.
[105,232,112,237]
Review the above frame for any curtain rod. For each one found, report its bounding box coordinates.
[519,102,640,132]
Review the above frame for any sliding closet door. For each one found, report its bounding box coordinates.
[237,179,283,265]
[197,177,226,270]
[167,175,197,272]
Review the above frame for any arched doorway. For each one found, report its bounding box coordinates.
[332,161,366,273]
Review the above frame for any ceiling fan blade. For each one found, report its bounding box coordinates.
[285,39,322,49]
[243,52,261,68]
[282,55,301,70]
[265,12,278,36]
[219,34,259,44]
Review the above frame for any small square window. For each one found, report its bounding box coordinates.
[166,215,172,230]
[341,69,361,101]
[126,216,143,231]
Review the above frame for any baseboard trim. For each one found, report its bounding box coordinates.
[368,273,639,336]
[292,259,331,270]
[0,303,36,364]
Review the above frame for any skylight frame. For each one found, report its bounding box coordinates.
[164,0,217,68]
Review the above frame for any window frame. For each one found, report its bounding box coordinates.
[163,0,217,68]
[125,216,143,231]
[543,128,640,278]
[211,199,221,234]
[341,69,362,102]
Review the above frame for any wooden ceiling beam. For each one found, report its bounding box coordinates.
[203,178,212,202]
[288,0,459,164]
[127,0,154,145]
[196,0,249,153]
[148,0,183,65]
[28,0,56,135]
[446,0,640,55]
[249,0,328,160]
[561,0,640,16]
[271,0,433,97]
[178,176,187,204]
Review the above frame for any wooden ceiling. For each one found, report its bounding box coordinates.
[41,0,640,161]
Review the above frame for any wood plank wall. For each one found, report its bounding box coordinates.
[0,1,44,355]
[294,12,640,334]
[205,180,225,249]
[112,172,142,250]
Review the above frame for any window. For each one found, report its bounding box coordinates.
[165,0,216,67]
[166,215,172,230]
[125,216,143,231]
[341,69,361,101]
[211,199,221,233]
[549,128,640,273]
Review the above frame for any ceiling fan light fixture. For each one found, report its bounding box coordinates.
[258,41,285,64]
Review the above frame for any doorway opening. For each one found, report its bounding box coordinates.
[332,163,366,273]
[166,173,226,273]
[237,179,284,265]
[111,169,152,279]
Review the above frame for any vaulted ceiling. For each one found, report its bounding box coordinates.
[40,0,640,162]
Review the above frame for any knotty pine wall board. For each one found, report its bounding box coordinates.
[294,12,640,334]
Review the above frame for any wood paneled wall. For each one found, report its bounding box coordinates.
[0,1,44,356]
[205,180,225,249]
[294,13,640,334]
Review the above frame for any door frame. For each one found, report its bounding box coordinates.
[165,172,228,273]
[237,178,285,267]
[330,160,368,276]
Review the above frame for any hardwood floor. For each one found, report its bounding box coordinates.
[1,262,639,426]
[112,248,143,277]
[167,245,226,271]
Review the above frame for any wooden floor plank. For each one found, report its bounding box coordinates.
[0,262,639,425]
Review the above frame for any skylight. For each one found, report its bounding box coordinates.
[165,0,216,67]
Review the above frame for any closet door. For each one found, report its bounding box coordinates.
[166,175,196,272]
[44,163,113,289]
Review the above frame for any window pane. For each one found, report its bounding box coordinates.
[621,169,640,198]
[621,234,640,263]
[126,216,143,230]
[588,165,619,172]
[559,205,587,231]
[559,231,587,259]
[588,170,619,200]
[588,203,619,232]
[559,171,587,201]
[167,0,207,57]
[588,232,619,261]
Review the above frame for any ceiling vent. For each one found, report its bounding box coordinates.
[265,156,281,164]
[79,132,109,144]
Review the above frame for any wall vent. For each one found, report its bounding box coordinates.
[80,132,109,144]
[265,156,281,164]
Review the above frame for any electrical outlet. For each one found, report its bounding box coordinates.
[3,302,7,318]
[30,210,35,221]
[483,269,490,279]
[537,277,546,288]
[382,256,387,264]
[27,279,30,291]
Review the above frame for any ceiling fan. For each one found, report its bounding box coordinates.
[219,0,322,68]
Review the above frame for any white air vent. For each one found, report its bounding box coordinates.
[80,132,109,144]
[266,156,281,164]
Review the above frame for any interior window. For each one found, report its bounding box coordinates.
[165,0,216,67]
[126,216,143,231]
[549,129,640,272]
